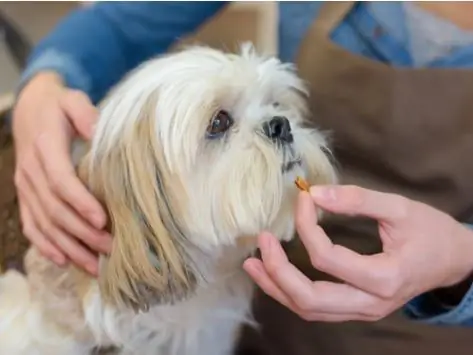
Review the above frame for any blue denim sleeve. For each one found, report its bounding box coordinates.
[19,1,228,103]
[403,223,473,326]
[404,287,473,326]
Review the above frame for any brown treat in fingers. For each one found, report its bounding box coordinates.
[295,176,310,192]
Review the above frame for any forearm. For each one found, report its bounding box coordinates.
[19,1,228,103]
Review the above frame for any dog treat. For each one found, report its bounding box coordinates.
[295,176,310,192]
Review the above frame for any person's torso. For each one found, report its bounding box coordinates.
[278,2,473,68]
[279,1,473,229]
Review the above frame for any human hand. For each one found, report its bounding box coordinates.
[243,185,473,322]
[12,72,111,275]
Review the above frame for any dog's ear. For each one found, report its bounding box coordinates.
[77,99,199,312]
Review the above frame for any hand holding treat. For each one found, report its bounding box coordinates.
[244,184,473,323]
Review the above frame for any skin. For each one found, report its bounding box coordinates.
[12,73,112,275]
[243,185,473,322]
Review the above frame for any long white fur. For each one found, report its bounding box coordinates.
[0,43,336,355]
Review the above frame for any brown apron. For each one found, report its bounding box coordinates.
[236,2,473,355]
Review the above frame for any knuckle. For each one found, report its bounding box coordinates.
[264,260,280,277]
[295,211,305,230]
[38,220,55,238]
[308,237,328,269]
[367,303,391,321]
[309,251,327,271]
[84,234,102,248]
[343,185,365,209]
[64,89,92,109]
[17,155,34,176]
[21,224,35,240]
[13,171,24,189]
[376,271,402,299]
[377,283,395,299]
[70,254,90,271]
[66,89,87,100]
[298,311,314,322]
[47,203,64,223]
[295,298,316,314]
[32,135,46,151]
[37,247,55,261]
[49,175,65,193]
[390,195,410,220]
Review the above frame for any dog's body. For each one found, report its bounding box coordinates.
[0,44,336,355]
[1,246,254,355]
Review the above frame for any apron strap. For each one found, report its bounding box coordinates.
[313,1,357,38]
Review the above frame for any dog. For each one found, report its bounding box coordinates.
[0,43,336,355]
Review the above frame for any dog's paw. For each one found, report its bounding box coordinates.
[0,269,30,309]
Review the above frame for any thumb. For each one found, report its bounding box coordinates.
[59,90,98,140]
[309,185,408,223]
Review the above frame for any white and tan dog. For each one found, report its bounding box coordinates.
[0,44,336,355]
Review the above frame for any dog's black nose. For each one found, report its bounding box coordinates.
[263,116,293,143]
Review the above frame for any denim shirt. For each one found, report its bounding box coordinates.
[19,1,473,327]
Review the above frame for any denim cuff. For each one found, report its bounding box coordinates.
[17,49,92,96]
[404,283,473,326]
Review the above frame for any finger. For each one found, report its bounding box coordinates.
[308,280,385,315]
[243,257,295,310]
[60,90,98,140]
[18,196,66,265]
[297,311,379,323]
[51,229,99,276]
[257,232,331,311]
[309,185,408,223]
[245,256,386,320]
[35,130,106,229]
[19,171,99,275]
[296,192,399,298]
[25,154,111,254]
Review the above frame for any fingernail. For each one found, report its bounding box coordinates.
[260,233,272,253]
[101,238,113,254]
[53,254,66,265]
[243,259,263,275]
[249,262,264,276]
[310,186,337,202]
[90,213,104,228]
[86,264,98,276]
[55,259,68,268]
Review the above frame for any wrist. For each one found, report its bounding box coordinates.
[22,71,64,92]
[431,274,473,307]
[15,71,65,108]
[433,224,473,306]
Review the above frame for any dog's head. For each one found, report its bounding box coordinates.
[78,44,336,312]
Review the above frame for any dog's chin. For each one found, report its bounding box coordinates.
[282,158,302,174]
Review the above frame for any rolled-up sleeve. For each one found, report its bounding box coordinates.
[19,1,228,103]
[404,285,473,326]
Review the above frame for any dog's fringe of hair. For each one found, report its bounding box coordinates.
[78,96,197,312]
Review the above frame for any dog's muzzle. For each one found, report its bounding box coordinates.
[263,116,293,144]
[262,116,301,172]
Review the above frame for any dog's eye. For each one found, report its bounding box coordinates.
[273,102,280,108]
[206,110,234,138]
